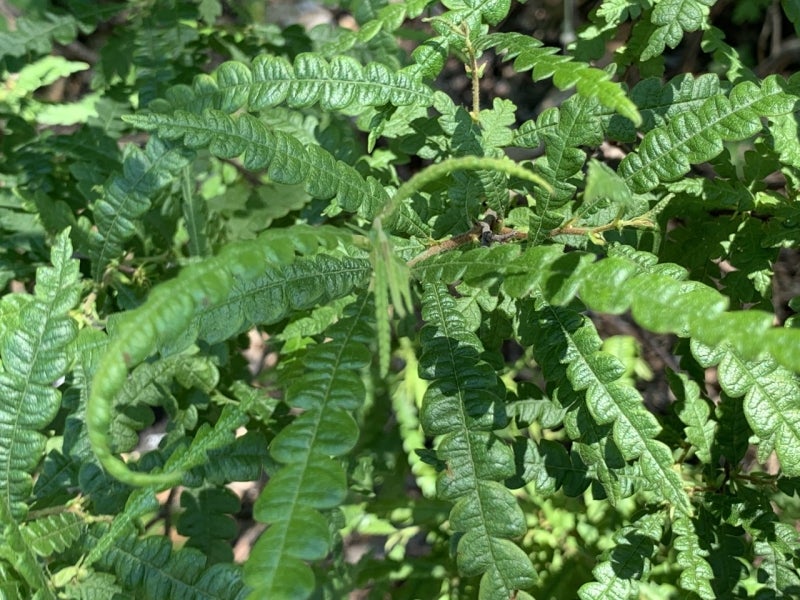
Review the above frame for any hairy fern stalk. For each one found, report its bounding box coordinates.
[1,1,800,598]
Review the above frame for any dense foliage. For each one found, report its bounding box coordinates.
[2,0,800,598]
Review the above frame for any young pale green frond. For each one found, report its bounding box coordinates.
[86,231,369,489]
[245,294,373,600]
[0,229,80,520]
[418,282,536,597]
[486,32,641,126]
[620,75,799,193]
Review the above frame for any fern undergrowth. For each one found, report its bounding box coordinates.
[2,1,800,599]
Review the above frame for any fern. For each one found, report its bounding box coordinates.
[124,110,392,221]
[417,282,536,597]
[691,341,800,476]
[486,32,642,125]
[245,293,373,598]
[92,528,248,599]
[578,511,664,599]
[517,299,691,513]
[640,0,715,61]
[6,1,800,598]
[90,135,193,279]
[620,75,799,193]
[0,229,80,520]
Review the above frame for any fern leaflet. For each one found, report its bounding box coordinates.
[245,293,373,599]
[418,282,536,597]
[0,228,80,520]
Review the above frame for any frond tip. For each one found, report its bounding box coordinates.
[486,32,642,126]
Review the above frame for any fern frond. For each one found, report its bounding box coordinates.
[692,341,800,476]
[90,135,193,279]
[418,282,536,597]
[0,500,53,597]
[0,229,80,521]
[486,32,641,125]
[0,12,78,59]
[669,370,716,465]
[93,528,247,599]
[476,242,800,373]
[124,110,390,220]
[87,229,369,489]
[245,293,373,599]
[20,512,85,557]
[607,73,723,141]
[150,51,433,115]
[578,512,664,599]
[177,488,239,565]
[672,515,715,599]
[528,95,606,243]
[519,299,691,513]
[620,75,798,193]
[640,0,714,61]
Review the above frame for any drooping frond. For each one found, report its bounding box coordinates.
[245,293,373,599]
[412,242,800,465]
[417,282,536,597]
[86,228,370,488]
[0,229,80,520]
[486,32,641,125]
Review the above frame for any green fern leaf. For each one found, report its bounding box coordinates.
[0,229,80,520]
[90,135,193,279]
[620,75,799,193]
[486,32,641,125]
[418,282,536,596]
[245,293,373,599]
[177,488,239,565]
[0,13,78,59]
[124,110,390,219]
[95,530,247,599]
[640,0,714,61]
[608,73,723,141]
[752,522,800,598]
[578,512,664,600]
[673,515,715,599]
[519,300,691,513]
[692,341,800,476]
[20,512,85,557]
[668,370,716,464]
[150,51,432,115]
[87,227,367,488]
